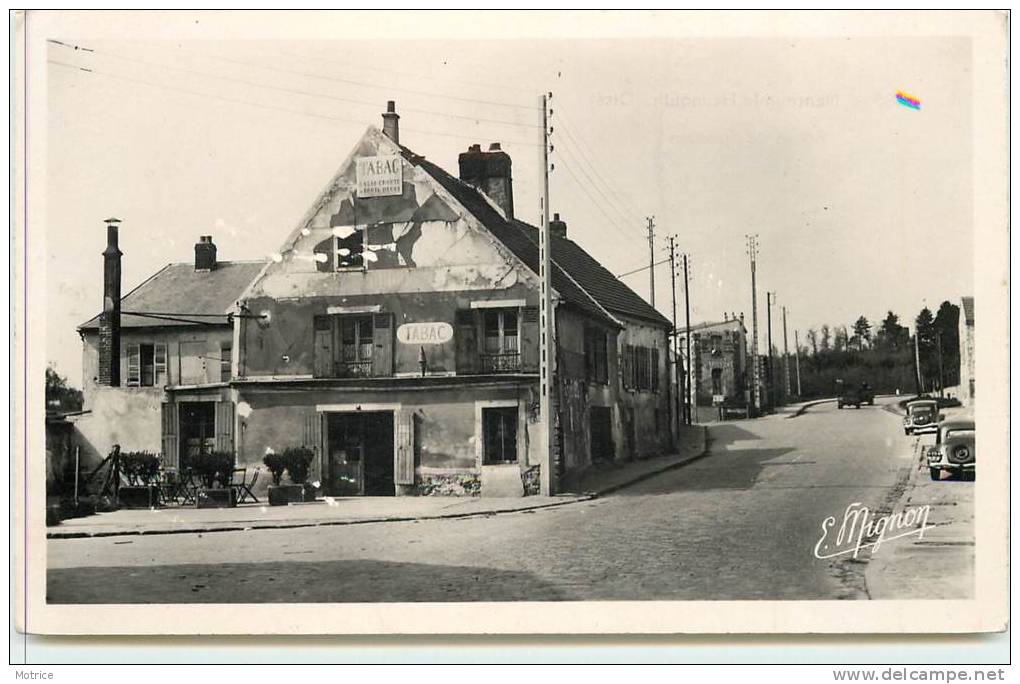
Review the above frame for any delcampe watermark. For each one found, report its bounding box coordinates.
[814,502,933,560]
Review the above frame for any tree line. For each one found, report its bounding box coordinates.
[793,301,961,399]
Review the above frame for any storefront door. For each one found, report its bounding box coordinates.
[325,411,395,496]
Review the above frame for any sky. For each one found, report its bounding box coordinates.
[45,34,974,386]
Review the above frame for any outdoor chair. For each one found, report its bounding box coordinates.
[231,467,260,504]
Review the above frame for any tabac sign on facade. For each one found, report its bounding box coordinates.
[397,322,454,345]
[356,154,403,197]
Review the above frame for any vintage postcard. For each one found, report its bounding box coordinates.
[12,10,1009,637]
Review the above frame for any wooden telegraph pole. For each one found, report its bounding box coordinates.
[647,216,656,307]
[539,92,555,495]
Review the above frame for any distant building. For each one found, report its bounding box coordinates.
[959,296,975,405]
[677,315,748,418]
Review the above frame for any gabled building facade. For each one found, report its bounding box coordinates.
[229,105,673,496]
[677,316,749,419]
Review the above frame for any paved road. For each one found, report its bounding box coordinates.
[48,397,916,603]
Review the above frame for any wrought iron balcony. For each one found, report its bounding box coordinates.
[480,352,522,373]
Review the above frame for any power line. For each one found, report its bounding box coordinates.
[273,47,538,96]
[48,40,541,130]
[47,59,541,148]
[199,50,541,113]
[555,146,644,241]
[616,257,670,278]
[554,132,637,230]
[556,111,644,218]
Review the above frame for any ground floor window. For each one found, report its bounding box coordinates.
[482,406,518,464]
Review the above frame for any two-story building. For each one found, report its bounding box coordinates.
[74,230,264,470]
[677,315,749,421]
[227,103,673,496]
[76,102,674,497]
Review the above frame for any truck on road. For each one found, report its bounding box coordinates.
[836,380,874,409]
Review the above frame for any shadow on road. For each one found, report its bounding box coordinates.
[47,559,567,603]
[612,445,797,495]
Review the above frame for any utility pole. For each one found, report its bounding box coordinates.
[646,216,656,307]
[936,330,945,398]
[746,235,761,416]
[913,326,923,395]
[782,305,791,401]
[766,291,775,412]
[539,92,555,495]
[667,236,681,436]
[683,252,692,424]
[794,328,802,396]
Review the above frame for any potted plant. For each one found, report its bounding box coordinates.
[192,450,237,508]
[267,447,316,506]
[118,451,161,509]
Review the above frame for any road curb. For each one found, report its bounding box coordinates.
[585,426,709,497]
[786,398,835,418]
[49,429,709,540]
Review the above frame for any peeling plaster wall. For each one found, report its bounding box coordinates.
[241,283,537,377]
[616,315,672,457]
[235,383,535,489]
[70,385,164,468]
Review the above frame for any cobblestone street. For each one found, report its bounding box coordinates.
[47,397,972,603]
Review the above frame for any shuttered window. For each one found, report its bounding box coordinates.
[127,342,167,387]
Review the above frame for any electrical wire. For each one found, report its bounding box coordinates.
[616,258,671,278]
[48,40,541,130]
[554,139,638,234]
[48,59,541,148]
[556,111,644,218]
[555,148,644,242]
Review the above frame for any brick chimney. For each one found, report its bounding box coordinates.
[549,212,567,239]
[98,218,122,386]
[195,235,217,271]
[458,142,514,220]
[382,100,400,145]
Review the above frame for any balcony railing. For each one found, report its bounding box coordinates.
[480,352,522,374]
[334,361,373,378]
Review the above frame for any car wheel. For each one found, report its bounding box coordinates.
[929,467,941,481]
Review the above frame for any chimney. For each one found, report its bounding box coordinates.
[549,212,567,239]
[98,218,122,386]
[458,142,514,220]
[195,235,217,271]
[382,100,400,145]
[724,312,729,322]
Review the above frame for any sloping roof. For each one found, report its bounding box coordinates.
[961,296,974,325]
[413,154,671,329]
[79,261,266,330]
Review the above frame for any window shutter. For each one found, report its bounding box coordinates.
[161,402,179,468]
[651,348,660,392]
[154,343,168,386]
[302,411,323,484]
[215,400,234,455]
[394,409,416,485]
[520,306,539,372]
[313,315,334,378]
[454,309,479,375]
[371,313,394,377]
[127,344,141,386]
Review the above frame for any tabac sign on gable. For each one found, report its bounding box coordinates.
[356,154,403,197]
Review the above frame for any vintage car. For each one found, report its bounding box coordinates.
[903,398,939,435]
[837,380,874,409]
[926,417,975,480]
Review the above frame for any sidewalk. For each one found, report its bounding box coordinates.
[49,426,707,539]
[865,407,975,599]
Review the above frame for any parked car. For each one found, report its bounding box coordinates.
[926,417,975,480]
[903,399,939,436]
[836,380,873,409]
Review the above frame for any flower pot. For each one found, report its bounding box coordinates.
[119,485,160,509]
[267,484,314,506]
[195,487,237,509]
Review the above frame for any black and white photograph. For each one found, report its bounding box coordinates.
[13,10,1009,649]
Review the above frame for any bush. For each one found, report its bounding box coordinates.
[191,450,235,488]
[120,451,161,486]
[283,447,314,485]
[263,451,287,486]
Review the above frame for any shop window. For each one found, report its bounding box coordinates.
[712,368,723,395]
[482,406,518,464]
[126,343,167,387]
